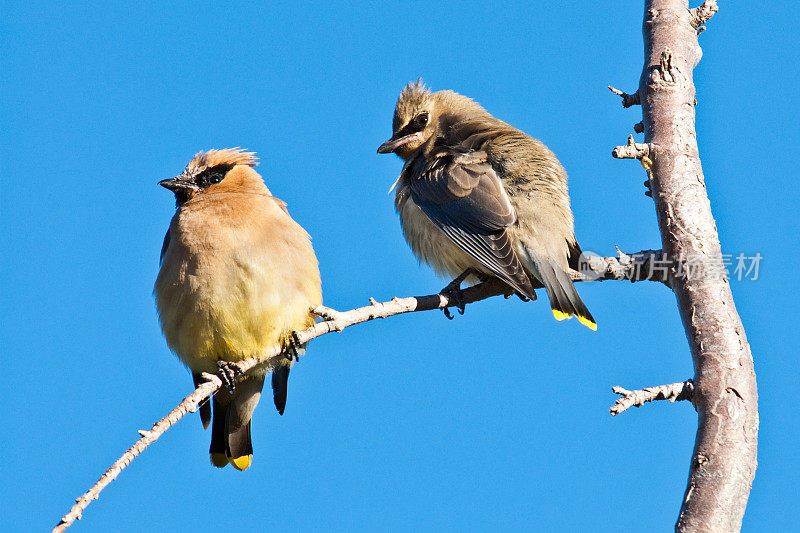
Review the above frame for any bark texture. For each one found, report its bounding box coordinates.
[620,1,758,530]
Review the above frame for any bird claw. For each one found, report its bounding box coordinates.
[443,306,459,320]
[440,269,473,319]
[285,331,302,362]
[217,361,242,394]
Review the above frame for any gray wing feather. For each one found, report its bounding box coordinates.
[409,151,535,299]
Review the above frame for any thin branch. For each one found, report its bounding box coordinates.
[608,85,641,107]
[54,249,670,532]
[610,380,694,415]
[575,247,672,287]
[53,278,506,532]
[612,134,651,160]
[53,377,222,533]
[689,0,718,29]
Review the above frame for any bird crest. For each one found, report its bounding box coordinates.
[184,148,259,176]
[394,79,431,130]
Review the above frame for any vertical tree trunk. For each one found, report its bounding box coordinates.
[628,1,758,530]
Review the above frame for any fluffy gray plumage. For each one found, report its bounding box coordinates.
[378,81,596,329]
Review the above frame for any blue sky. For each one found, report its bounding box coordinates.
[2,2,798,531]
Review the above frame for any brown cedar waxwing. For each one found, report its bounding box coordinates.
[154,148,322,470]
[378,81,595,329]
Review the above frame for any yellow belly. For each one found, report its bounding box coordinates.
[156,257,315,375]
[155,208,320,375]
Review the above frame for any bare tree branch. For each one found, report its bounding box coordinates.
[615,2,758,530]
[610,380,694,415]
[577,247,673,287]
[52,377,223,533]
[53,252,674,532]
[608,85,641,107]
[613,134,651,160]
[689,0,718,28]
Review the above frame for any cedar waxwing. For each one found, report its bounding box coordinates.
[378,81,596,329]
[154,148,322,470]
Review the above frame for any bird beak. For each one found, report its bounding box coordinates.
[377,131,424,154]
[158,176,200,193]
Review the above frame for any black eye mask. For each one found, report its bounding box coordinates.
[195,163,235,189]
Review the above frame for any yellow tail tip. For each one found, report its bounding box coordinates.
[552,309,572,321]
[578,315,598,331]
[210,453,229,468]
[228,455,252,471]
[552,309,598,331]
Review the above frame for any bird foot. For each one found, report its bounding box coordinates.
[440,269,476,320]
[217,361,242,394]
[284,331,303,362]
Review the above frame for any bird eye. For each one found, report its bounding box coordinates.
[414,113,429,128]
[209,173,223,184]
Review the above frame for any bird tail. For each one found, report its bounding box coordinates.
[272,363,291,416]
[192,373,212,430]
[209,375,265,471]
[520,246,597,330]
